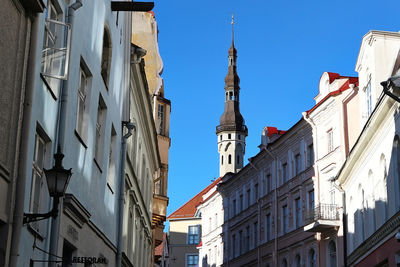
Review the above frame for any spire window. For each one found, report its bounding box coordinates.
[228,154,232,164]
[229,91,233,101]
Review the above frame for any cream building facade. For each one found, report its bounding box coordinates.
[335,30,400,267]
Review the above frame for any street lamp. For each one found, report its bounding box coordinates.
[381,74,400,102]
[23,146,72,224]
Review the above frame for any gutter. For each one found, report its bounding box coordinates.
[116,122,135,267]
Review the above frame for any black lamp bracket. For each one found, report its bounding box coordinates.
[23,197,59,224]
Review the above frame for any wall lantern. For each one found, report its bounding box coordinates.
[23,146,72,224]
[381,74,400,102]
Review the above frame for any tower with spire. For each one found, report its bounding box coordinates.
[216,15,248,177]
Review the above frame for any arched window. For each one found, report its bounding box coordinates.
[328,240,337,267]
[308,249,316,267]
[295,254,301,267]
[101,26,112,86]
[281,258,287,267]
[228,154,232,164]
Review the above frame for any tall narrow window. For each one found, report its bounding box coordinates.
[245,226,250,252]
[308,190,315,211]
[233,199,236,216]
[107,125,117,191]
[94,95,107,167]
[237,155,240,164]
[239,230,243,255]
[366,81,372,116]
[295,154,301,175]
[327,129,334,153]
[308,249,316,267]
[282,205,288,234]
[221,155,224,165]
[266,174,271,193]
[253,222,258,248]
[282,163,288,183]
[232,234,236,258]
[295,197,301,228]
[307,143,314,167]
[157,104,165,135]
[101,27,112,87]
[239,194,243,212]
[228,154,232,164]
[228,133,231,139]
[247,189,251,208]
[328,241,337,267]
[254,183,259,201]
[266,213,271,241]
[30,131,49,232]
[295,255,301,267]
[76,61,91,143]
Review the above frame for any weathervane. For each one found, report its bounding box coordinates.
[231,13,235,43]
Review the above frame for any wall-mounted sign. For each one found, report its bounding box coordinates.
[71,256,108,264]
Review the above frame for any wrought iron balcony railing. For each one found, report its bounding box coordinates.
[305,204,339,225]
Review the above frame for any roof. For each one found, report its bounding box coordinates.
[167,177,222,220]
[154,233,167,256]
[265,126,286,137]
[307,76,359,115]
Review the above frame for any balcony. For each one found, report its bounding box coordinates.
[304,204,340,232]
[152,194,168,227]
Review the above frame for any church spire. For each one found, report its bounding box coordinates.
[216,16,247,176]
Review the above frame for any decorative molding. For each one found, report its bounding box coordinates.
[63,193,91,228]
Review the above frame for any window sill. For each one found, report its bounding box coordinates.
[74,130,88,149]
[94,158,103,173]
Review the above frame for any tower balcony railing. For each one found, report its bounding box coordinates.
[304,204,340,232]
[216,125,248,133]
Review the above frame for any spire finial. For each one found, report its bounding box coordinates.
[231,13,234,44]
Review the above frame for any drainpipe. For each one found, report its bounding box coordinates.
[248,159,260,267]
[49,1,82,266]
[116,122,135,267]
[9,13,39,267]
[262,147,278,267]
[332,182,347,267]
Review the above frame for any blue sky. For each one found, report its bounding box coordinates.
[151,0,399,217]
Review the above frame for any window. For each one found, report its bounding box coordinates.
[228,154,232,164]
[107,125,117,191]
[238,134,241,140]
[308,190,315,211]
[307,143,314,167]
[239,194,243,212]
[282,205,288,234]
[366,81,372,116]
[327,129,334,153]
[220,135,223,141]
[94,95,107,167]
[295,255,301,267]
[266,214,271,241]
[254,183,259,201]
[233,199,237,216]
[228,133,231,139]
[101,27,112,86]
[266,174,271,193]
[186,254,199,267]
[209,217,212,233]
[188,225,200,244]
[247,189,251,208]
[282,163,287,183]
[30,131,49,231]
[41,0,71,81]
[232,234,236,258]
[157,104,165,135]
[76,61,91,142]
[62,240,76,267]
[308,249,316,267]
[281,258,288,267]
[237,155,240,164]
[295,198,301,228]
[253,222,258,248]
[239,230,243,255]
[221,155,223,165]
[215,213,218,228]
[295,154,301,175]
[328,241,336,267]
[245,226,250,252]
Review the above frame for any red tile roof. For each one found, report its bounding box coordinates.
[167,177,222,220]
[154,233,167,256]
[265,126,286,137]
[307,77,358,115]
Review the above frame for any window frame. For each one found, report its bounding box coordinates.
[187,225,200,245]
